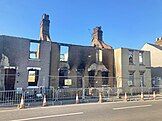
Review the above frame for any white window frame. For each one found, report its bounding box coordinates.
[29,41,40,59]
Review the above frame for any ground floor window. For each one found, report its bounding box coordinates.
[128,71,134,86]
[28,69,39,86]
[88,70,95,87]
[76,69,83,88]
[140,71,145,87]
[59,68,68,88]
[102,71,108,85]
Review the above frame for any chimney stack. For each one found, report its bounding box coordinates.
[91,26,112,49]
[40,14,51,41]
[155,37,162,46]
[92,26,103,41]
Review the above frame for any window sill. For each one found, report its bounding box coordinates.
[60,60,68,62]
[129,63,135,65]
[128,85,134,87]
[29,58,41,61]
[139,64,145,66]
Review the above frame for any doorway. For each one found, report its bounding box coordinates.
[4,68,16,90]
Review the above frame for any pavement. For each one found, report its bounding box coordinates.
[0,100,162,121]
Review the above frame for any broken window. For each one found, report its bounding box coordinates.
[76,69,84,88]
[96,49,102,63]
[60,46,69,62]
[102,71,108,85]
[88,70,95,87]
[99,49,103,62]
[128,71,134,86]
[59,67,68,88]
[129,50,134,65]
[28,69,39,86]
[29,41,40,59]
[139,51,144,65]
[140,71,145,87]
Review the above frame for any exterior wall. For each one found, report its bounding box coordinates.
[114,48,122,87]
[50,43,95,88]
[0,35,51,90]
[49,43,60,88]
[142,43,162,67]
[68,45,96,88]
[114,48,151,88]
[103,49,115,86]
[0,36,3,90]
[142,43,162,85]
[0,36,3,61]
[50,42,115,88]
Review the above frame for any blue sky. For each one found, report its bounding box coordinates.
[0,0,162,49]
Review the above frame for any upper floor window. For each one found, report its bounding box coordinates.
[99,49,103,62]
[29,41,40,59]
[96,49,103,63]
[60,46,69,62]
[139,51,144,65]
[129,50,134,65]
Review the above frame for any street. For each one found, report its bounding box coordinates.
[0,100,162,121]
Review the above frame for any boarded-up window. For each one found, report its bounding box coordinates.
[64,79,72,86]
[28,71,36,82]
[28,69,39,86]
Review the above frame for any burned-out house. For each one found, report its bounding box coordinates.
[0,14,115,90]
[50,26,115,89]
[50,42,114,89]
[0,14,51,90]
[0,35,51,90]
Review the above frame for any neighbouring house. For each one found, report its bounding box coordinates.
[114,48,151,89]
[142,37,162,87]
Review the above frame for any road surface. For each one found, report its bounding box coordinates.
[0,100,162,121]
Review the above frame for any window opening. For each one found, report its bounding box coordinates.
[29,42,40,59]
[28,69,39,86]
[129,50,133,65]
[60,46,69,62]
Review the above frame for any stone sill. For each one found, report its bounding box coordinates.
[28,58,41,61]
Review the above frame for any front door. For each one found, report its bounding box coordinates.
[4,68,16,90]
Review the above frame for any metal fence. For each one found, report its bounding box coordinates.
[1,73,162,107]
[1,86,162,107]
